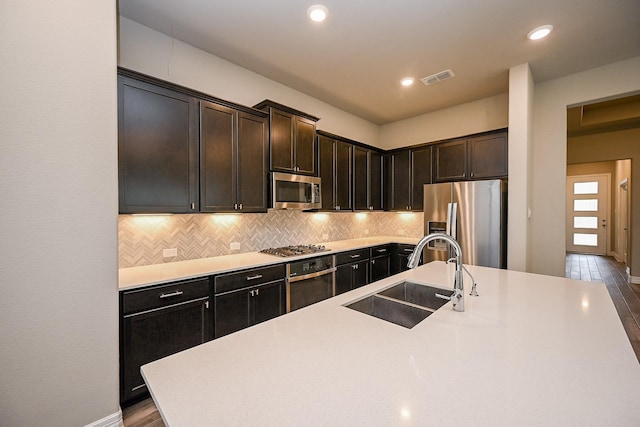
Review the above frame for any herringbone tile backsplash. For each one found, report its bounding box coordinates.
[118,210,424,268]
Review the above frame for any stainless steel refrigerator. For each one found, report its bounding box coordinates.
[423,179,507,268]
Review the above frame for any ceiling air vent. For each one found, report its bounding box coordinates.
[420,69,455,86]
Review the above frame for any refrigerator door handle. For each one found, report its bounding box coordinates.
[446,202,458,239]
[447,202,458,262]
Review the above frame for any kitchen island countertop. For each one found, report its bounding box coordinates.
[119,236,419,290]
[141,261,640,426]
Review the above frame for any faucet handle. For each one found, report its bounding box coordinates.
[435,292,453,301]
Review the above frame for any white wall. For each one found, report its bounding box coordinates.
[0,1,119,426]
[530,56,640,277]
[119,17,380,146]
[378,93,508,150]
[507,64,534,272]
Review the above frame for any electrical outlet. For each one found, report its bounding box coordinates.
[398,229,405,235]
[230,242,241,250]
[163,248,177,258]
[364,229,369,235]
[322,234,329,241]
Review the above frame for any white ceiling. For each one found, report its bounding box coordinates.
[118,0,640,125]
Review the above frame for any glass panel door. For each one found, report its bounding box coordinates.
[566,174,609,255]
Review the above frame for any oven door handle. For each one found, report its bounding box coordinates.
[288,267,337,283]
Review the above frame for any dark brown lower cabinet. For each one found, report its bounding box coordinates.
[370,245,392,282]
[391,244,420,275]
[120,278,211,406]
[335,261,369,295]
[214,280,285,338]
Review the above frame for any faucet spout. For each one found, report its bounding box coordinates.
[407,233,465,312]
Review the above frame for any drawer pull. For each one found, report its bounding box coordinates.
[246,274,263,281]
[159,290,183,299]
[350,254,361,258]
[376,249,387,253]
[404,248,414,253]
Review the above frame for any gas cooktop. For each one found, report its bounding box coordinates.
[260,244,329,257]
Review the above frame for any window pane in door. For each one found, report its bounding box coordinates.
[573,216,598,229]
[574,199,598,211]
[574,181,598,195]
[573,233,598,246]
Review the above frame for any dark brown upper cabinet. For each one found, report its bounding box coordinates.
[434,131,507,182]
[467,133,508,179]
[384,147,431,212]
[433,139,468,182]
[410,146,433,211]
[254,100,319,176]
[118,75,199,213]
[317,133,352,211]
[200,101,268,213]
[353,146,384,211]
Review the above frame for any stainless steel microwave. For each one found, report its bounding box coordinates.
[271,172,321,210]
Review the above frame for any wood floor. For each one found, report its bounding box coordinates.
[122,397,164,427]
[123,254,640,426]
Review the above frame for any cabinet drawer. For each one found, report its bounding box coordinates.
[214,264,285,294]
[335,248,370,266]
[122,278,210,315]
[395,244,416,255]
[370,245,392,258]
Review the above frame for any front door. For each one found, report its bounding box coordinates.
[566,174,610,255]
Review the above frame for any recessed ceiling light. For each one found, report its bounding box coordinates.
[308,5,328,22]
[527,24,553,40]
[401,77,415,87]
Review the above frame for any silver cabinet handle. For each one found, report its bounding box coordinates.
[246,274,263,281]
[190,203,195,210]
[350,254,361,258]
[239,203,243,210]
[159,290,183,299]
[376,249,387,253]
[249,288,261,297]
[403,248,414,252]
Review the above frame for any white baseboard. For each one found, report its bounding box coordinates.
[84,409,123,427]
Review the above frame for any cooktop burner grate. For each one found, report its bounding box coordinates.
[260,244,329,257]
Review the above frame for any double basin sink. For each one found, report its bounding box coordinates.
[344,281,451,328]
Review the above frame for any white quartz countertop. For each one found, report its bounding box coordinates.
[141,261,640,426]
[119,236,419,290]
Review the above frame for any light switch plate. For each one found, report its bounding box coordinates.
[230,242,241,250]
[322,234,329,241]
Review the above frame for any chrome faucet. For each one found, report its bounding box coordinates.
[407,233,466,312]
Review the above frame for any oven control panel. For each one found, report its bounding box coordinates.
[287,255,334,278]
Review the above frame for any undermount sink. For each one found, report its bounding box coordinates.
[344,281,452,328]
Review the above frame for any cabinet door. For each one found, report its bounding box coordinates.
[335,264,353,295]
[250,280,285,325]
[214,289,249,339]
[200,101,236,212]
[294,116,317,175]
[390,150,411,210]
[468,133,508,179]
[369,151,383,210]
[434,139,468,182]
[335,141,353,210]
[118,76,199,213]
[352,260,369,288]
[370,256,391,282]
[410,147,432,211]
[270,109,295,172]
[318,135,336,210]
[122,299,209,404]
[353,146,369,210]
[237,111,269,212]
